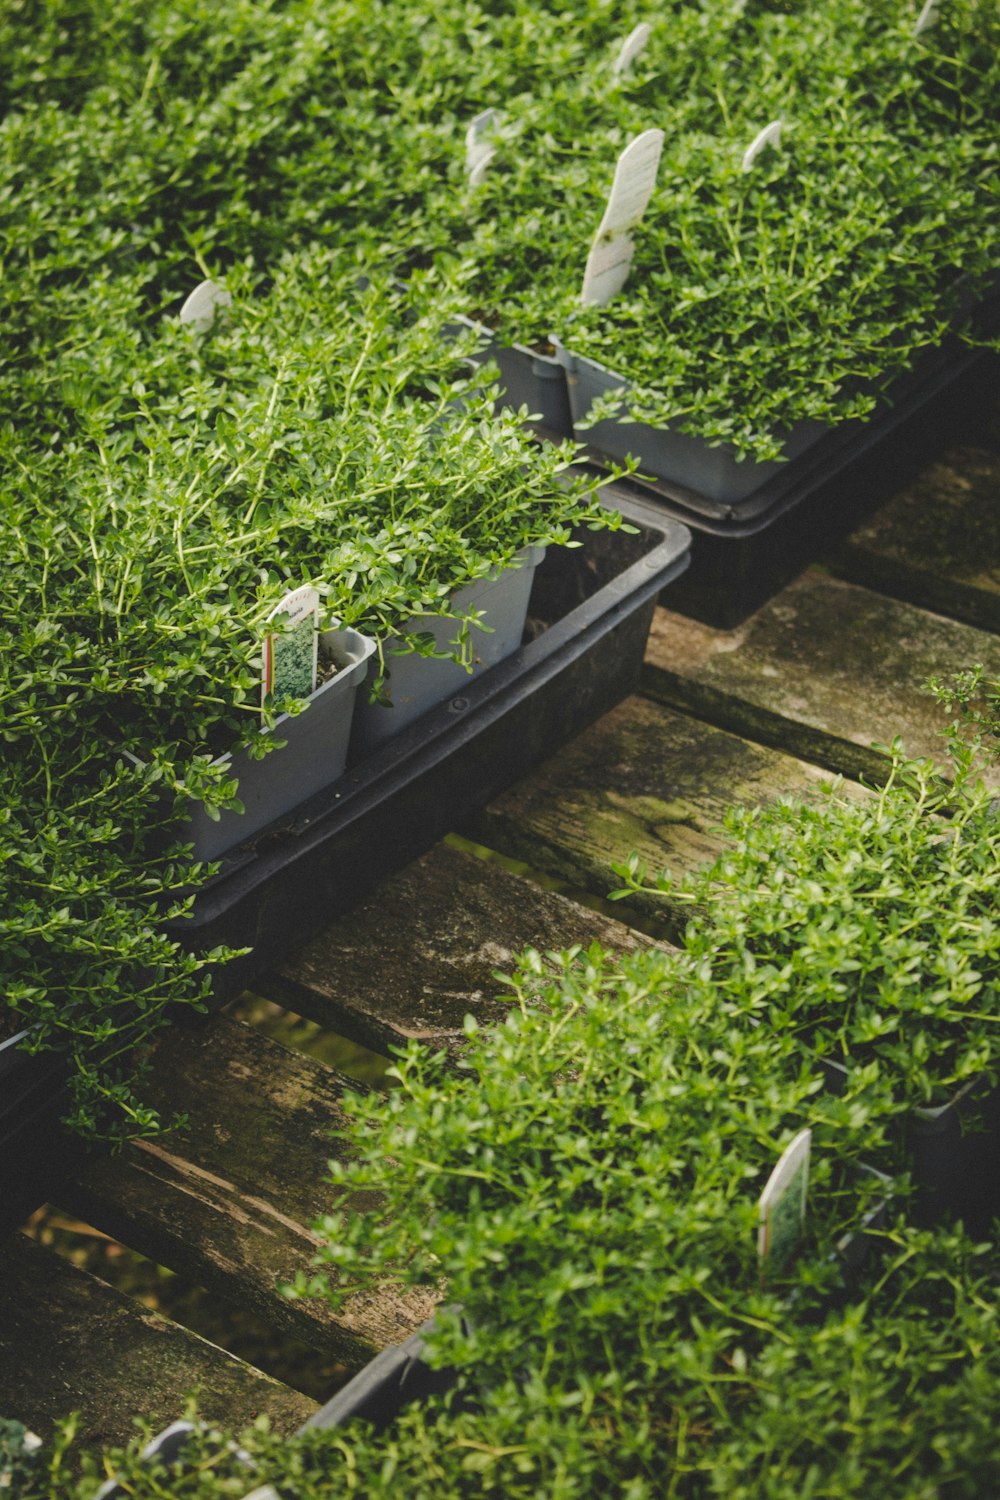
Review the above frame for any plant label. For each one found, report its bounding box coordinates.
[179,279,232,329]
[613,22,651,76]
[741,119,783,173]
[758,1127,811,1270]
[262,584,320,711]
[581,128,664,307]
[913,0,941,34]
[466,108,503,186]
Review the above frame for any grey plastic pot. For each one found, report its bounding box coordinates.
[172,626,375,863]
[451,315,573,438]
[350,546,546,758]
[554,342,827,518]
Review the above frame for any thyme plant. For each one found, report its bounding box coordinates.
[0,250,617,1134]
[612,740,1000,1107]
[12,946,1000,1494]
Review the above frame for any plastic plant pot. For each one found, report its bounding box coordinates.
[0,1027,31,1083]
[175,626,375,863]
[305,1316,458,1434]
[451,315,573,438]
[554,342,827,516]
[349,546,546,758]
[628,344,997,628]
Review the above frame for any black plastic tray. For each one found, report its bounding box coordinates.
[599,341,998,628]
[174,492,690,998]
[0,495,690,1230]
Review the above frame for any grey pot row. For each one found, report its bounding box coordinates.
[460,315,824,515]
[459,294,999,529]
[144,547,546,863]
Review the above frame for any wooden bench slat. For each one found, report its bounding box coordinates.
[56,1015,434,1370]
[0,1233,315,1450]
[459,695,850,923]
[259,842,648,1058]
[643,570,1000,782]
[827,444,1000,633]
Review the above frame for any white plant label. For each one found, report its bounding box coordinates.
[179,278,232,329]
[758,1127,811,1269]
[913,0,941,34]
[741,119,783,173]
[613,22,651,76]
[262,584,319,711]
[466,107,503,186]
[581,127,664,307]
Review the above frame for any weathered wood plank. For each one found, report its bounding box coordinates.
[259,842,648,1058]
[642,571,1000,782]
[827,445,1000,632]
[57,1015,434,1369]
[460,695,852,925]
[0,1233,315,1451]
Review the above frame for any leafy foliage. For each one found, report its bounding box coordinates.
[451,0,1000,458]
[0,248,616,1133]
[12,948,1000,1493]
[612,740,1000,1106]
[3,1,996,463]
[930,663,1000,753]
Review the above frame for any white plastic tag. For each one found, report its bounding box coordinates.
[758,1127,811,1269]
[613,22,651,76]
[466,108,503,186]
[581,128,664,307]
[913,0,941,34]
[262,585,320,711]
[741,119,783,173]
[179,279,232,329]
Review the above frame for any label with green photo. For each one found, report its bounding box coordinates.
[262,585,319,711]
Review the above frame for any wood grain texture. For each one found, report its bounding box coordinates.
[57,1015,434,1368]
[643,571,1000,781]
[0,1233,315,1448]
[827,444,1000,632]
[461,695,849,925]
[260,842,647,1057]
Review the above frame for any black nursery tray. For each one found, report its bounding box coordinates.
[173,491,690,999]
[0,495,690,1230]
[598,339,999,629]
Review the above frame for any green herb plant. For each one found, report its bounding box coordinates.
[447,0,1000,460]
[0,248,619,1134]
[930,663,1000,754]
[611,739,1000,1108]
[13,945,1000,1496]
